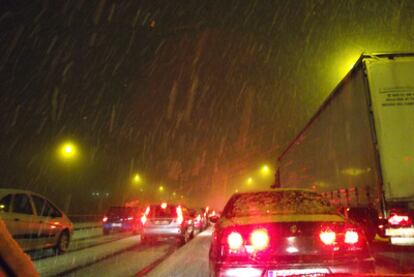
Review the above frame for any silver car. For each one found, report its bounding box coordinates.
[141,203,194,244]
[0,189,73,253]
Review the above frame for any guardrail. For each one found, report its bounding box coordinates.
[69,214,103,223]
[73,222,101,231]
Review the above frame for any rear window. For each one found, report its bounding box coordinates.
[223,191,336,218]
[148,205,177,218]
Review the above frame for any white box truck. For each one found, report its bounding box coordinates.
[274,53,414,245]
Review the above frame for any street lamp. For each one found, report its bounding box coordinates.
[247,177,254,185]
[260,165,271,176]
[158,185,165,192]
[56,140,79,212]
[58,141,78,160]
[132,173,142,184]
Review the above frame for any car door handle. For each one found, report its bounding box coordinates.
[14,218,20,222]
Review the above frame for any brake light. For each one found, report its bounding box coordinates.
[196,215,201,221]
[102,216,108,223]
[388,213,412,227]
[344,230,359,244]
[176,206,183,224]
[141,214,147,225]
[250,229,269,250]
[145,206,150,215]
[161,202,167,209]
[227,232,243,250]
[319,229,336,245]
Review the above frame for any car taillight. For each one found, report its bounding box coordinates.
[227,232,243,250]
[388,213,412,227]
[145,206,150,215]
[141,214,147,225]
[176,206,183,224]
[344,230,359,244]
[102,216,108,223]
[196,215,201,221]
[250,229,269,250]
[319,229,336,245]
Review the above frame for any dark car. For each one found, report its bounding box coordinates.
[141,203,194,244]
[102,206,141,235]
[209,189,375,277]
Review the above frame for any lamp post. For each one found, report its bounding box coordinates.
[56,140,80,213]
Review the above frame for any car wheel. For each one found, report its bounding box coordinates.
[55,231,70,255]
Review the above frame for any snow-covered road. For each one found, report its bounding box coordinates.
[34,235,141,276]
[29,226,403,276]
[146,229,212,277]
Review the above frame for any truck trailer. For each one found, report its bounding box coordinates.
[274,53,414,245]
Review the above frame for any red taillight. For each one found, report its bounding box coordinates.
[102,216,108,223]
[344,230,359,244]
[388,213,412,227]
[319,229,336,245]
[161,202,167,209]
[176,206,183,224]
[250,229,269,250]
[227,232,243,250]
[141,214,147,225]
[145,206,150,215]
[196,215,201,221]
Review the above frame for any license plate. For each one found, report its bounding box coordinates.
[112,223,122,227]
[385,227,414,237]
[154,220,169,225]
[390,237,414,245]
[267,268,329,276]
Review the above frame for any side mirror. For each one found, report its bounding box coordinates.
[209,215,219,223]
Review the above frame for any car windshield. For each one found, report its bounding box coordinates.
[223,191,336,218]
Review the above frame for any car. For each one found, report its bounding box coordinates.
[140,203,194,244]
[102,206,142,235]
[209,188,375,277]
[0,188,73,254]
[192,208,208,232]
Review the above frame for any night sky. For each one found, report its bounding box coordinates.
[1,0,414,213]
